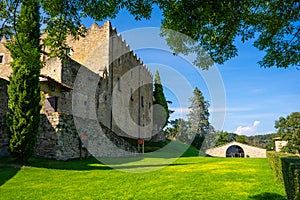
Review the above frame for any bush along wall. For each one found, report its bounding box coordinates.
[282,157,300,200]
[267,151,300,200]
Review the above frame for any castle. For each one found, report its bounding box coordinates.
[0,21,154,160]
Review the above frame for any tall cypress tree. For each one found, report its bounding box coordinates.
[153,70,169,129]
[6,0,41,162]
[187,87,210,149]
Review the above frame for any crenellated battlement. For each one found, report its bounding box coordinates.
[108,23,152,79]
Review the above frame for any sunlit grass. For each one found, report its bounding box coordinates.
[0,156,286,199]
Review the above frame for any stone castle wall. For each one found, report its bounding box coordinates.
[0,21,153,160]
[67,22,110,75]
[109,26,153,140]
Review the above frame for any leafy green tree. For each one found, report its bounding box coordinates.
[187,87,210,149]
[236,135,248,144]
[158,0,299,69]
[275,112,300,154]
[215,131,229,146]
[0,0,154,58]
[6,0,41,162]
[165,118,189,141]
[153,70,170,129]
[2,1,298,69]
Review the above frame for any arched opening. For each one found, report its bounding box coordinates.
[226,145,245,157]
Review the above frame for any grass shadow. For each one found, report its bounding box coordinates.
[0,165,21,186]
[0,156,21,186]
[249,192,287,200]
[26,157,113,170]
[26,156,195,171]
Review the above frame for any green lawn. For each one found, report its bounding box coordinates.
[0,155,286,200]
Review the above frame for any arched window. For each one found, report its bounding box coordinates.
[226,145,245,157]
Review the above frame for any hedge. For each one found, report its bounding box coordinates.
[282,157,300,200]
[267,151,300,200]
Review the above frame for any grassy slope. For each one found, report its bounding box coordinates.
[0,153,286,200]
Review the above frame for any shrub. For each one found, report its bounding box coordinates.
[267,151,300,200]
[282,157,300,200]
[267,151,292,183]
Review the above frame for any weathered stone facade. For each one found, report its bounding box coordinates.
[0,21,153,160]
[205,141,266,158]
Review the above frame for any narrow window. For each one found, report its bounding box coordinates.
[141,96,144,107]
[42,54,46,62]
[0,55,4,63]
[117,77,121,91]
[130,70,133,78]
[130,88,133,101]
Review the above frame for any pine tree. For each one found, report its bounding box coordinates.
[6,0,41,162]
[187,87,210,149]
[153,70,170,129]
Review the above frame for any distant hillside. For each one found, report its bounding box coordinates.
[246,133,276,150]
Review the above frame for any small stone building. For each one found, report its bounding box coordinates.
[0,21,153,160]
[205,141,266,158]
[272,137,288,152]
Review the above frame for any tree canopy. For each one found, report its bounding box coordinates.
[1,1,298,67]
[0,0,154,58]
[275,112,300,154]
[158,0,300,69]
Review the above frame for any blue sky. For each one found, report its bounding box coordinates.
[83,6,300,136]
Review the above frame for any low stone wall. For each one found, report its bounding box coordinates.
[74,116,137,158]
[36,113,137,160]
[36,113,80,160]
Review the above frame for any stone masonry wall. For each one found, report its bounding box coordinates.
[36,113,80,160]
[37,112,137,160]
[109,25,153,140]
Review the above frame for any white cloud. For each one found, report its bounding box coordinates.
[253,121,260,127]
[235,121,261,136]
